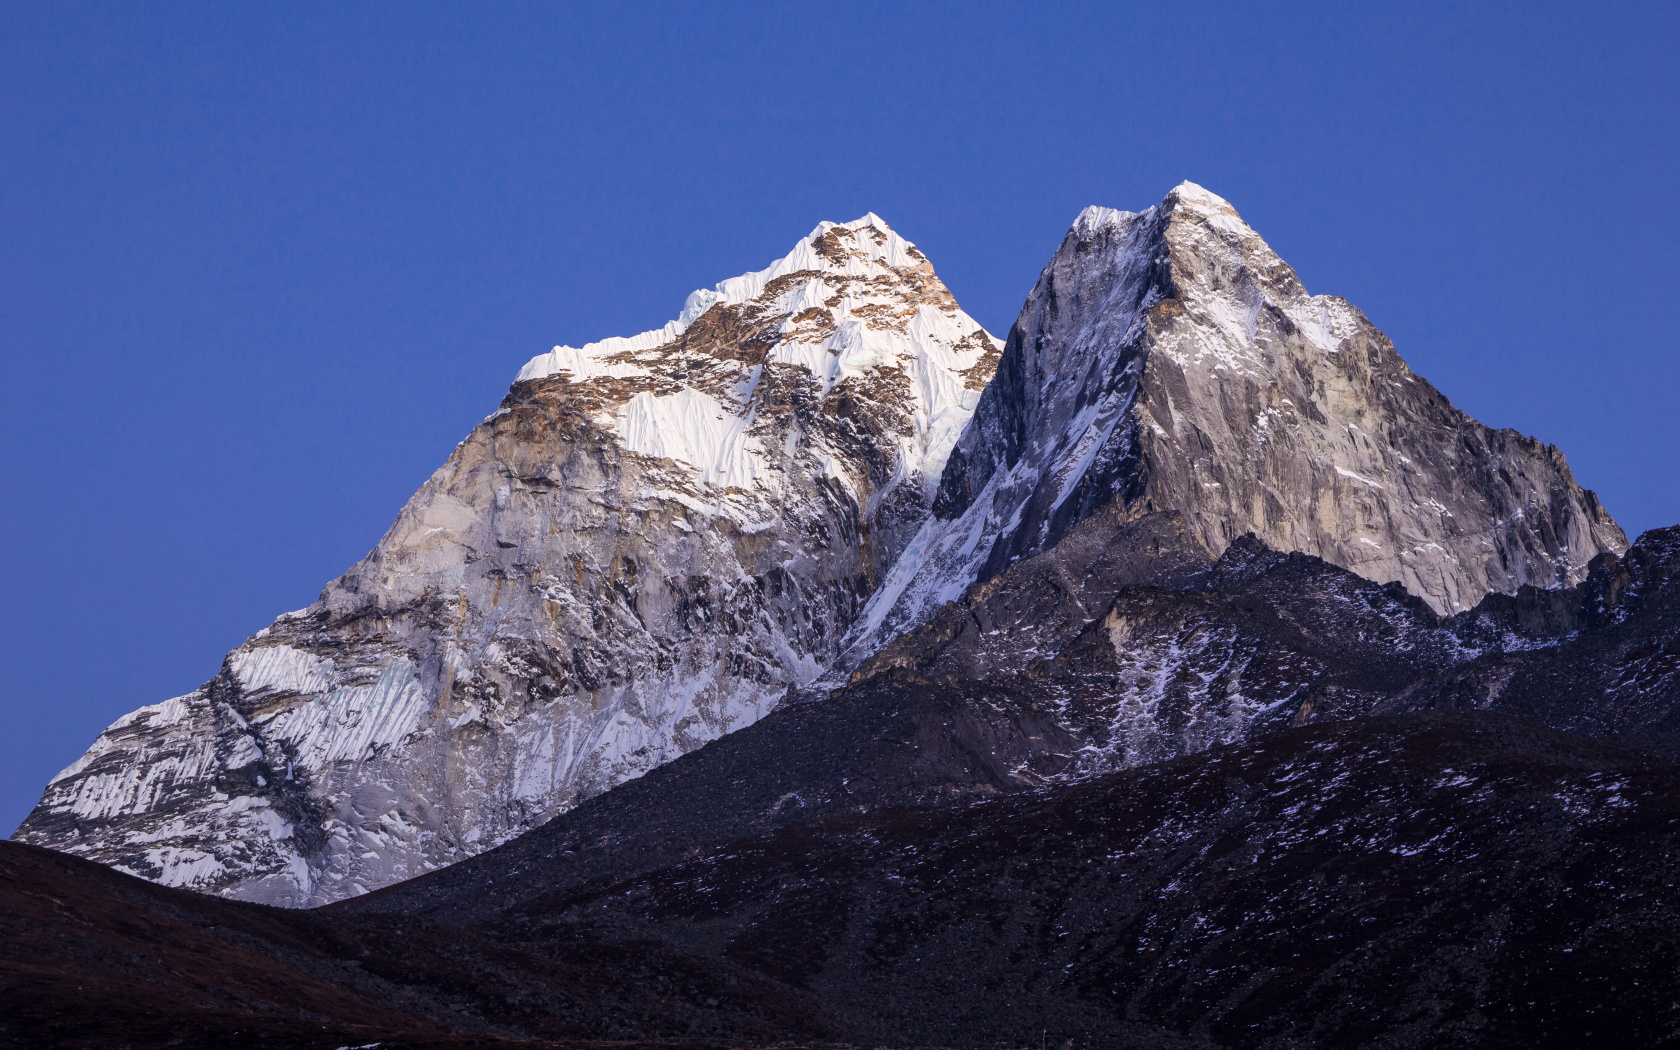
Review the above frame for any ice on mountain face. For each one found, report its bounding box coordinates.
[231,646,334,699]
[1071,204,1135,235]
[15,214,1002,907]
[827,181,1625,679]
[617,388,765,490]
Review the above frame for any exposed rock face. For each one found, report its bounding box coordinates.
[13,216,1001,906]
[836,521,1680,784]
[1397,526,1680,734]
[838,183,1625,675]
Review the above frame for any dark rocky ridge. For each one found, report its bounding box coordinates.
[347,526,1680,931]
[15,710,1680,1049]
[0,840,841,1049]
[469,712,1680,1050]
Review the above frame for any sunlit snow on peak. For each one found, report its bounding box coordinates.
[1072,205,1136,235]
[512,215,1001,511]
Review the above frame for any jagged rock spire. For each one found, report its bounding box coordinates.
[834,182,1625,674]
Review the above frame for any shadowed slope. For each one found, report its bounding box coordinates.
[348,712,1680,1049]
[0,841,841,1049]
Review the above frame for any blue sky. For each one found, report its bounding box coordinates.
[3,1,1676,834]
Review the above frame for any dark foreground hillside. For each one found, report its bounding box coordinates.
[0,840,838,1049]
[9,712,1680,1049]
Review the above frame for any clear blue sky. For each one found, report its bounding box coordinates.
[3,2,1676,835]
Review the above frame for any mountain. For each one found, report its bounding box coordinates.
[12,708,1680,1050]
[312,526,1680,1048]
[351,525,1680,930]
[14,184,1625,914]
[9,184,1675,1049]
[13,215,1002,906]
[346,711,1680,1050]
[0,838,839,1049]
[832,184,1625,680]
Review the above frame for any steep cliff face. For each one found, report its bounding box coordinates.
[838,183,1625,673]
[14,215,1001,906]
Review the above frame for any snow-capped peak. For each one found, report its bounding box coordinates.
[1070,184,1250,244]
[1166,181,1262,241]
[513,215,1001,511]
[517,214,935,386]
[1168,179,1231,210]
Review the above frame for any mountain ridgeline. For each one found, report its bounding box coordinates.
[15,184,1629,920]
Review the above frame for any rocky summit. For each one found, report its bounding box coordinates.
[834,183,1624,680]
[13,183,1631,934]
